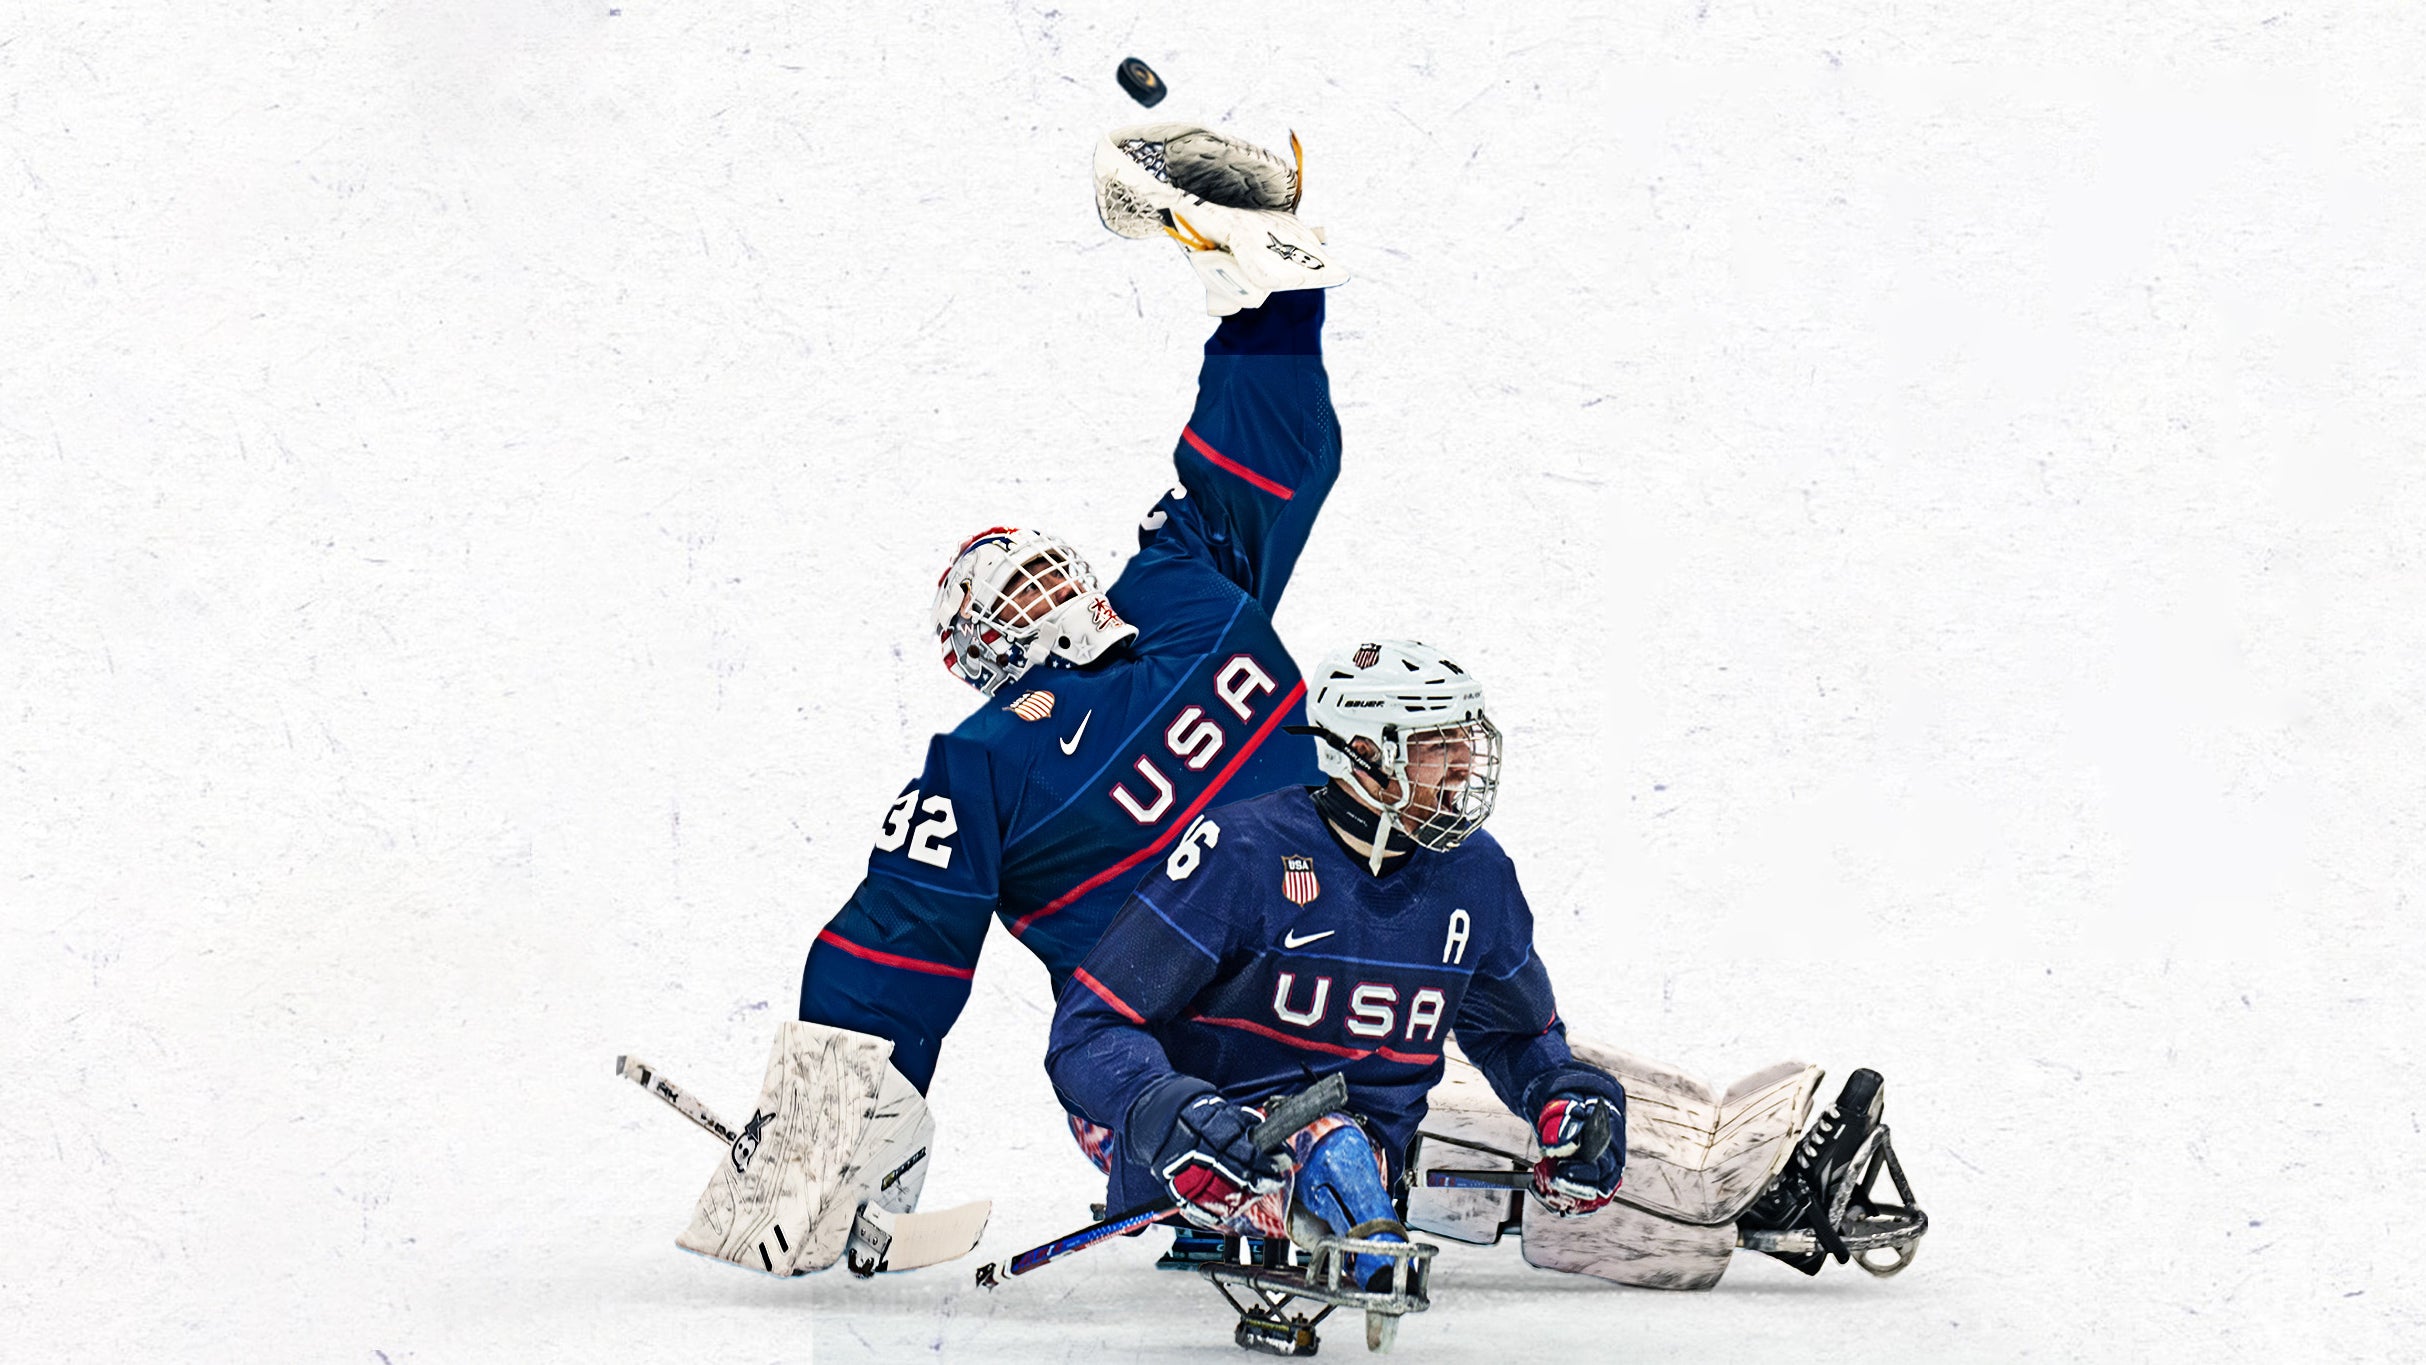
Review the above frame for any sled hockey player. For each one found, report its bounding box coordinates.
[1043,641,1927,1321]
[674,123,1355,1277]
[1042,640,1628,1351]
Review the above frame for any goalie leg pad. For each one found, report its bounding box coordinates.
[676,1021,927,1276]
[1564,1041,1822,1226]
[1519,1197,1738,1291]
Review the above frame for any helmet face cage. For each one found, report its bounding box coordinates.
[1388,714,1503,851]
[932,529,1123,696]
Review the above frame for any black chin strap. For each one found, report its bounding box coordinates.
[1311,783,1409,878]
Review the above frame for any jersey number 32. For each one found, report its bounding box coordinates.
[874,790,959,869]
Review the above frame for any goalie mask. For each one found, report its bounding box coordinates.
[932,527,1138,696]
[1302,640,1504,854]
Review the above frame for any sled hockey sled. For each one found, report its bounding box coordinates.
[1198,1226,1439,1356]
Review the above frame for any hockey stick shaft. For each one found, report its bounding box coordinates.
[1425,1168,1534,1189]
[615,1054,740,1145]
[974,1072,1348,1289]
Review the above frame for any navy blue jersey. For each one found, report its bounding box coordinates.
[1045,786,1619,1204]
[799,292,1338,1091]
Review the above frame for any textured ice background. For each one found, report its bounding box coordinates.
[5,2,2422,1361]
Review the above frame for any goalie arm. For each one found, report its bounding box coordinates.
[799,732,1008,1094]
[1134,290,1341,615]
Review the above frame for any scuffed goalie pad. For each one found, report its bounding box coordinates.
[677,1021,890,1275]
[1407,1042,1824,1289]
[1520,1196,1738,1291]
[1404,1056,1527,1245]
[1567,1043,1822,1226]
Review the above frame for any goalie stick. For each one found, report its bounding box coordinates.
[614,1053,991,1275]
[615,1054,738,1144]
[973,1072,1349,1289]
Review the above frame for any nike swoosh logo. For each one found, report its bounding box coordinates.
[1058,711,1092,756]
[1281,929,1335,949]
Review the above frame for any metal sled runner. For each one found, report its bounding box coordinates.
[1199,1227,1439,1356]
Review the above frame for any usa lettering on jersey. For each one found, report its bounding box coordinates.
[1268,971,1448,1045]
[1111,653,1280,824]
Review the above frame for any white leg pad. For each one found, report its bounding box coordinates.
[1567,1041,1822,1226]
[1409,1040,1823,1289]
[1519,1195,1739,1290]
[677,1021,927,1277]
[1404,1053,1530,1245]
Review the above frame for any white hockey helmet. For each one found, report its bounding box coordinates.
[931,527,1138,696]
[1302,640,1504,851]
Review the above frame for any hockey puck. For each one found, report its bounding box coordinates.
[1116,57,1167,108]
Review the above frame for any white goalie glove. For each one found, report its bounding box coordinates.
[1094,123,1348,315]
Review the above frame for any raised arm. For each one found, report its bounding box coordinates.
[1135,289,1341,613]
[797,732,1006,1093]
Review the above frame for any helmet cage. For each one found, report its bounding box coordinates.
[1332,714,1503,852]
[932,528,1135,696]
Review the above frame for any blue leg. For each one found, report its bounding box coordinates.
[1290,1122,1408,1289]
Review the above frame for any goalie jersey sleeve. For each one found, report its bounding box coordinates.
[797,733,1006,1092]
[1127,289,1339,615]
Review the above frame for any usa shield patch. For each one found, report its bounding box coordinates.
[1281,854,1319,905]
[1005,690,1056,722]
[1352,642,1381,669]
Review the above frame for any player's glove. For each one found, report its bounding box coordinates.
[1531,1093,1625,1217]
[1128,1075,1290,1228]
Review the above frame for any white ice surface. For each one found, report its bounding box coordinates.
[5,2,2423,1361]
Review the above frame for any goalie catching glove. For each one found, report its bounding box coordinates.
[1128,1075,1290,1227]
[1531,1093,1625,1217]
[1094,122,1348,315]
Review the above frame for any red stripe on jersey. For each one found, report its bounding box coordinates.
[1194,1014,1370,1058]
[1011,678,1309,936]
[1182,426,1295,500]
[815,928,976,980]
[1073,967,1146,1024]
[1191,1014,1441,1067]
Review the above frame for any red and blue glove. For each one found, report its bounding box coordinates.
[1130,1077,1290,1228]
[1532,1093,1625,1216]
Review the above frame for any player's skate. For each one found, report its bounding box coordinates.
[1199,1120,1438,1355]
[1094,123,1347,315]
[1735,1067,1928,1277]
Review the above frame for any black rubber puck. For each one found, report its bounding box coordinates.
[1116,57,1167,108]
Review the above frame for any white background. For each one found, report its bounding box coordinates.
[6,2,2422,1360]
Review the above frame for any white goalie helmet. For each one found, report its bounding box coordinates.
[1303,640,1504,851]
[931,527,1138,696]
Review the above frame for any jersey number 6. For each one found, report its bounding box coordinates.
[1165,815,1220,880]
[875,790,960,869]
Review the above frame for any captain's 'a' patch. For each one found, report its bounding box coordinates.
[1005,690,1056,722]
[1281,854,1320,905]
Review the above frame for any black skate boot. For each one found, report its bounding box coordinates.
[1738,1068,1897,1275]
